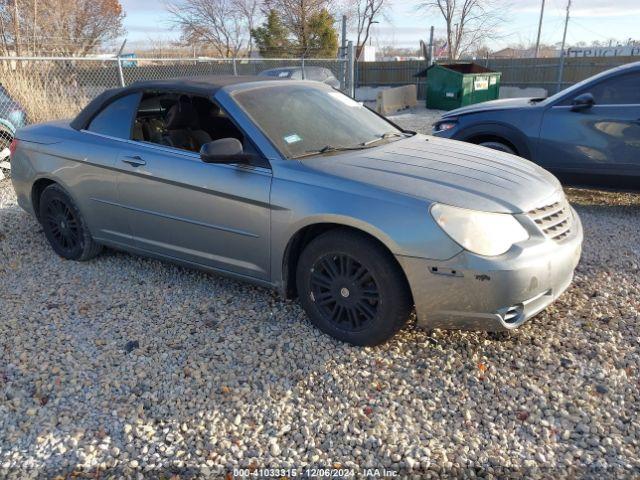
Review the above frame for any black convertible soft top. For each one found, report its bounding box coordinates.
[70,75,271,130]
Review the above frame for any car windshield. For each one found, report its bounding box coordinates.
[232,84,404,159]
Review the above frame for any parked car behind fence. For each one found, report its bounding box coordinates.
[259,66,341,89]
[0,83,28,178]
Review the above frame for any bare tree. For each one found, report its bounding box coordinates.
[232,0,261,56]
[350,0,388,58]
[166,0,250,57]
[0,0,124,55]
[419,0,506,59]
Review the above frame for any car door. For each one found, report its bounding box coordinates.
[538,71,640,178]
[114,92,272,281]
[77,92,142,248]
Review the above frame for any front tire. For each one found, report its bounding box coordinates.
[296,229,412,346]
[39,184,102,261]
[478,140,516,155]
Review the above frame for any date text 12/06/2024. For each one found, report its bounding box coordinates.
[232,467,399,477]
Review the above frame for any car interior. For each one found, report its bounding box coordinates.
[131,91,263,165]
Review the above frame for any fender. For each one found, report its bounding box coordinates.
[274,213,404,292]
[453,122,533,160]
[29,173,81,217]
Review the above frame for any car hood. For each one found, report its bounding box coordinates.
[301,134,562,214]
[442,97,543,117]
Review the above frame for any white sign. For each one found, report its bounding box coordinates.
[474,76,489,91]
[567,46,640,57]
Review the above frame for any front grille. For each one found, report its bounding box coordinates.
[527,199,573,241]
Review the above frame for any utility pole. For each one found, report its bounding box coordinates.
[556,0,571,93]
[428,26,435,65]
[534,0,545,58]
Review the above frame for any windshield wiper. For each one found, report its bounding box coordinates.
[292,144,370,159]
[361,131,410,146]
[292,132,413,159]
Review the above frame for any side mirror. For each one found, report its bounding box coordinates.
[571,92,595,111]
[200,138,251,164]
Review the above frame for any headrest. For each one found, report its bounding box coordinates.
[165,100,199,130]
[210,104,222,117]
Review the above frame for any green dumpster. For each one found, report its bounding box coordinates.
[423,63,501,111]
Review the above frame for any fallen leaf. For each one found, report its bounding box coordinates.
[363,406,373,416]
[478,363,487,373]
[221,386,231,394]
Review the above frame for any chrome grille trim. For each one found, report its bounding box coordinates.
[527,199,573,241]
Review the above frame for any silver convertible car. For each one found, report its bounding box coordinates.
[10,76,583,345]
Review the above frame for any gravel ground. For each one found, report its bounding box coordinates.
[1,145,640,477]
[388,106,444,132]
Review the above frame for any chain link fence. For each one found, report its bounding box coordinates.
[355,55,639,101]
[0,55,353,178]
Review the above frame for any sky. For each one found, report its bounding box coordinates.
[119,0,640,51]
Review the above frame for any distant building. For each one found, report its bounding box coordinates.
[360,45,377,62]
[490,47,559,59]
[380,56,424,62]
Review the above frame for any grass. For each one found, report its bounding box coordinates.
[1,65,92,126]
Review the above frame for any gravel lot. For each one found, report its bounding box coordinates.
[388,106,444,132]
[1,114,640,477]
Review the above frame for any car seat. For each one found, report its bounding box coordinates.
[165,99,212,151]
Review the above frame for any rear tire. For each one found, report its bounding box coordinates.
[296,229,412,346]
[478,140,516,155]
[39,184,102,261]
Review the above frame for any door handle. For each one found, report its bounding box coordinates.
[122,155,146,167]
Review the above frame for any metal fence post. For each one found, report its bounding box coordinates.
[340,14,347,90]
[232,58,238,76]
[301,54,306,79]
[556,0,571,93]
[347,41,355,98]
[116,39,127,87]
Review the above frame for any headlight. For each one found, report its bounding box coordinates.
[433,121,457,133]
[431,203,529,256]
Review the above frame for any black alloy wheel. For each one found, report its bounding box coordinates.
[309,253,380,332]
[43,197,81,256]
[39,183,102,261]
[296,229,412,346]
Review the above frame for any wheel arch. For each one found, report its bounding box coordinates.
[456,122,532,159]
[281,221,412,303]
[31,176,63,221]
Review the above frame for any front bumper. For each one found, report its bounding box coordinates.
[397,208,583,331]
